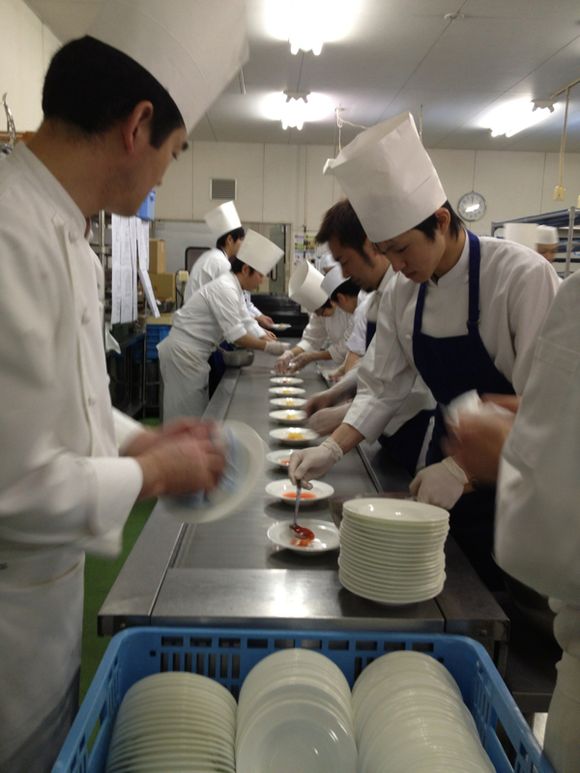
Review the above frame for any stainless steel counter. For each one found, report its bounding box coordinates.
[99,352,509,669]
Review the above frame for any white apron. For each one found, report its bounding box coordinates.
[158,334,211,420]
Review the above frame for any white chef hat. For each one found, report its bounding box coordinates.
[88,0,248,134]
[323,112,447,242]
[237,229,283,275]
[321,264,349,297]
[318,252,338,274]
[536,224,559,245]
[504,222,538,249]
[289,262,328,312]
[205,201,242,239]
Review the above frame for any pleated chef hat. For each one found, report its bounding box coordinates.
[237,230,283,275]
[536,224,559,245]
[504,222,538,249]
[319,252,338,273]
[321,264,349,296]
[89,0,248,134]
[289,262,328,312]
[323,112,447,242]
[205,201,242,239]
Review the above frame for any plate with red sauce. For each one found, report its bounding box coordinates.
[265,478,334,504]
[267,519,340,553]
[266,450,295,469]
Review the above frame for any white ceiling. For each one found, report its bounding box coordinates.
[24,0,580,152]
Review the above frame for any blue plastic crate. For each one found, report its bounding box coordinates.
[52,627,552,773]
[145,324,171,361]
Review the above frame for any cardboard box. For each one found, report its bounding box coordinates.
[149,272,175,302]
[149,239,166,273]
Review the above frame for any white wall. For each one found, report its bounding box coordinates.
[0,0,61,134]
[157,140,580,239]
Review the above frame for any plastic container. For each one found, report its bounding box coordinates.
[136,189,156,221]
[52,627,552,773]
[145,323,171,361]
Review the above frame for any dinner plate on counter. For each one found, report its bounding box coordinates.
[269,386,306,396]
[269,426,319,445]
[270,323,292,331]
[270,396,307,408]
[157,421,264,525]
[265,478,334,504]
[266,519,340,554]
[266,449,295,469]
[269,409,307,425]
[270,376,303,385]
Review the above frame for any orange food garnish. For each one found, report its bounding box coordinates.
[283,491,316,499]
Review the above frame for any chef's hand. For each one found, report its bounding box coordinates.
[409,457,468,510]
[257,314,275,329]
[287,352,311,372]
[444,412,515,485]
[136,432,226,500]
[288,438,343,488]
[307,404,349,435]
[304,389,336,417]
[261,330,278,341]
[326,367,344,383]
[275,349,295,373]
[121,418,217,457]
[264,340,290,356]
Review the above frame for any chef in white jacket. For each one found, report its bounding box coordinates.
[275,262,354,373]
[0,2,247,770]
[290,112,560,587]
[159,230,288,420]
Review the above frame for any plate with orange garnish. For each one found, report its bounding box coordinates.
[265,479,334,504]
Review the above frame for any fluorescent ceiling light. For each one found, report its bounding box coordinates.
[263,0,362,55]
[261,92,334,131]
[480,97,557,138]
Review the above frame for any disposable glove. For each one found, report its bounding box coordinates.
[409,456,468,510]
[307,404,349,436]
[287,352,311,372]
[274,349,295,373]
[288,437,343,487]
[264,340,290,356]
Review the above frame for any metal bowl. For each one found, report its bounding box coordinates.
[221,348,255,368]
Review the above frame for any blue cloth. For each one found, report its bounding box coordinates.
[411,231,515,588]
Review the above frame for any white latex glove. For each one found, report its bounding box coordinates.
[288,437,343,488]
[287,352,310,372]
[274,349,294,373]
[264,340,290,356]
[409,457,468,510]
[307,404,349,436]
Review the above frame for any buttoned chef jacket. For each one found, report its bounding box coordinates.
[297,306,354,364]
[346,291,375,357]
[171,270,261,357]
[0,142,143,770]
[344,235,561,442]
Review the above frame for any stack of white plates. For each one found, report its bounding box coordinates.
[338,498,449,605]
[353,651,494,772]
[236,649,357,773]
[105,672,236,772]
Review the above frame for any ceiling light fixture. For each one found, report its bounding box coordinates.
[281,91,309,131]
[261,91,334,132]
[480,97,556,139]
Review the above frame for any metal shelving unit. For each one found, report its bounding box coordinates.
[491,206,580,277]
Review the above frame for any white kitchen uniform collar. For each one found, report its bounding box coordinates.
[427,229,469,290]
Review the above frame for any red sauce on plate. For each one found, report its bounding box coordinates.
[290,525,316,541]
[283,491,316,499]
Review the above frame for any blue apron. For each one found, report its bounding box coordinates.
[366,319,432,478]
[411,231,514,588]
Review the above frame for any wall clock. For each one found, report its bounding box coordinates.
[457,191,486,222]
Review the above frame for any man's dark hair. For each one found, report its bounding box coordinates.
[217,227,246,250]
[315,298,334,315]
[316,199,368,255]
[42,36,184,148]
[330,278,360,301]
[230,257,255,275]
[414,201,463,240]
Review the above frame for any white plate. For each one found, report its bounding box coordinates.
[265,478,334,504]
[269,386,306,396]
[270,323,292,331]
[270,376,303,385]
[270,396,307,408]
[269,427,319,445]
[266,450,295,469]
[267,519,340,554]
[157,421,264,525]
[269,409,307,425]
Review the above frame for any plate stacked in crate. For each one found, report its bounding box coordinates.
[338,498,449,605]
[353,651,494,772]
[236,649,357,773]
[105,672,236,772]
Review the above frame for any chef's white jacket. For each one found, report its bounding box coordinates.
[496,269,580,604]
[0,142,142,768]
[171,270,260,358]
[184,247,229,301]
[346,292,373,356]
[345,234,561,443]
[297,307,354,364]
